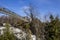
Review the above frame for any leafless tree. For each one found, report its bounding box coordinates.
[23,5,42,40]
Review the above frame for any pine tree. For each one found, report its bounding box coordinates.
[45,15,60,40]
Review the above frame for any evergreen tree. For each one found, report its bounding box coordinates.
[0,23,16,40]
[45,15,55,40]
[45,14,60,40]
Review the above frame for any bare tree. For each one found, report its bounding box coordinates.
[23,5,41,40]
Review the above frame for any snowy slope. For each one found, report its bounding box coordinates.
[0,26,36,40]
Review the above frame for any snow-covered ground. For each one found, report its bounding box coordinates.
[0,26,36,40]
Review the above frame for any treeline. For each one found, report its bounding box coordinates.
[44,14,60,40]
[0,15,24,28]
[0,14,60,40]
[0,6,60,40]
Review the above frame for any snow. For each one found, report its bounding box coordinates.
[0,26,36,40]
[31,35,36,40]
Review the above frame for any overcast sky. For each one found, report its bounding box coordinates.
[0,0,60,21]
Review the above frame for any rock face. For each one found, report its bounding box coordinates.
[0,26,36,40]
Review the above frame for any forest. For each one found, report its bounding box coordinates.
[0,6,60,40]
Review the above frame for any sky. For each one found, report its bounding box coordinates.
[0,0,60,21]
